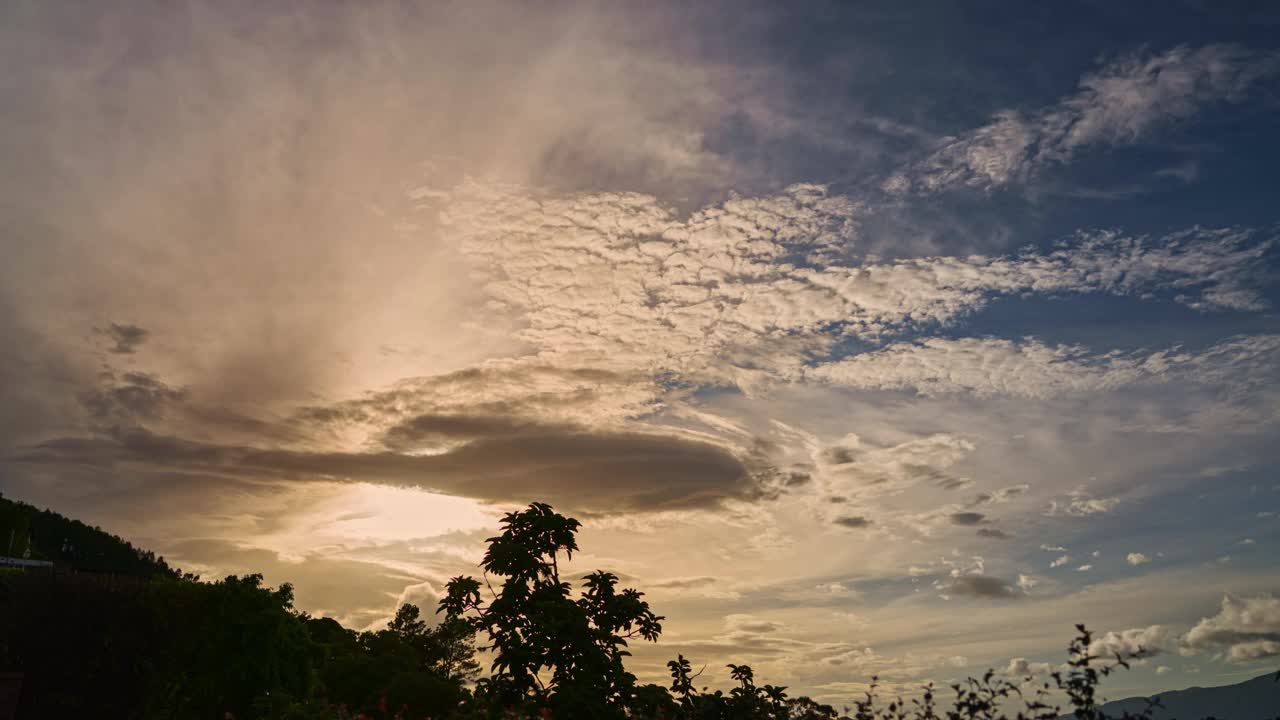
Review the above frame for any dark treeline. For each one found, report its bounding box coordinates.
[0,498,1236,719]
[0,494,183,578]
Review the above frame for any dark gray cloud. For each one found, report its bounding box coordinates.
[80,372,185,423]
[976,528,1010,539]
[294,365,643,432]
[947,575,1022,599]
[782,471,812,487]
[651,576,720,590]
[969,485,1029,506]
[949,511,987,526]
[100,322,150,355]
[380,412,552,449]
[936,477,974,491]
[822,446,855,465]
[13,423,763,514]
[834,515,872,529]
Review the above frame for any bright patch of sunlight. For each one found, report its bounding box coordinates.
[288,483,500,547]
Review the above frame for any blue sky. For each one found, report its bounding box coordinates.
[1,0,1279,704]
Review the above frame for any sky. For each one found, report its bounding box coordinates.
[2,0,1280,706]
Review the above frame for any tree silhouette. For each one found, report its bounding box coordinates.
[440,502,663,718]
[3,496,1275,719]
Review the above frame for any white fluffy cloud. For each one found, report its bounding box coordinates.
[1090,625,1175,658]
[1127,553,1151,566]
[1002,657,1059,678]
[1183,594,1280,663]
[1047,487,1121,517]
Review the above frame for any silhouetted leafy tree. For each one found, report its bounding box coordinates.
[389,603,480,683]
[440,502,663,718]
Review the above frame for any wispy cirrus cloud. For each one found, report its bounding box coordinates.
[888,44,1280,194]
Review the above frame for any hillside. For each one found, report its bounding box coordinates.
[0,493,180,578]
[1085,672,1280,720]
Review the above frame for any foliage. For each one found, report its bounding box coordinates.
[0,493,185,578]
[0,571,312,718]
[440,502,664,718]
[1,497,1272,719]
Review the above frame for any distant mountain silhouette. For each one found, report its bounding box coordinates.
[1073,672,1280,720]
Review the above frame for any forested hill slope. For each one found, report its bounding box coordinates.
[0,493,181,578]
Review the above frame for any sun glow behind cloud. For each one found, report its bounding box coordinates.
[291,484,500,546]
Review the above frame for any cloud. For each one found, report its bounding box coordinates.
[945,574,1023,599]
[164,536,431,631]
[80,372,186,425]
[14,423,766,515]
[647,576,741,601]
[295,363,661,441]
[891,45,1280,193]
[1050,555,1072,569]
[99,322,150,355]
[1076,564,1093,572]
[834,515,873,529]
[1048,487,1120,517]
[1002,657,1057,677]
[1155,160,1200,184]
[949,512,986,526]
[449,178,1271,395]
[391,580,445,629]
[1182,594,1280,663]
[817,432,975,501]
[443,181,861,385]
[1090,625,1174,658]
[970,485,1029,506]
[651,576,720,590]
[1127,553,1151,566]
[976,528,1010,539]
[725,614,787,635]
[810,332,1280,399]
